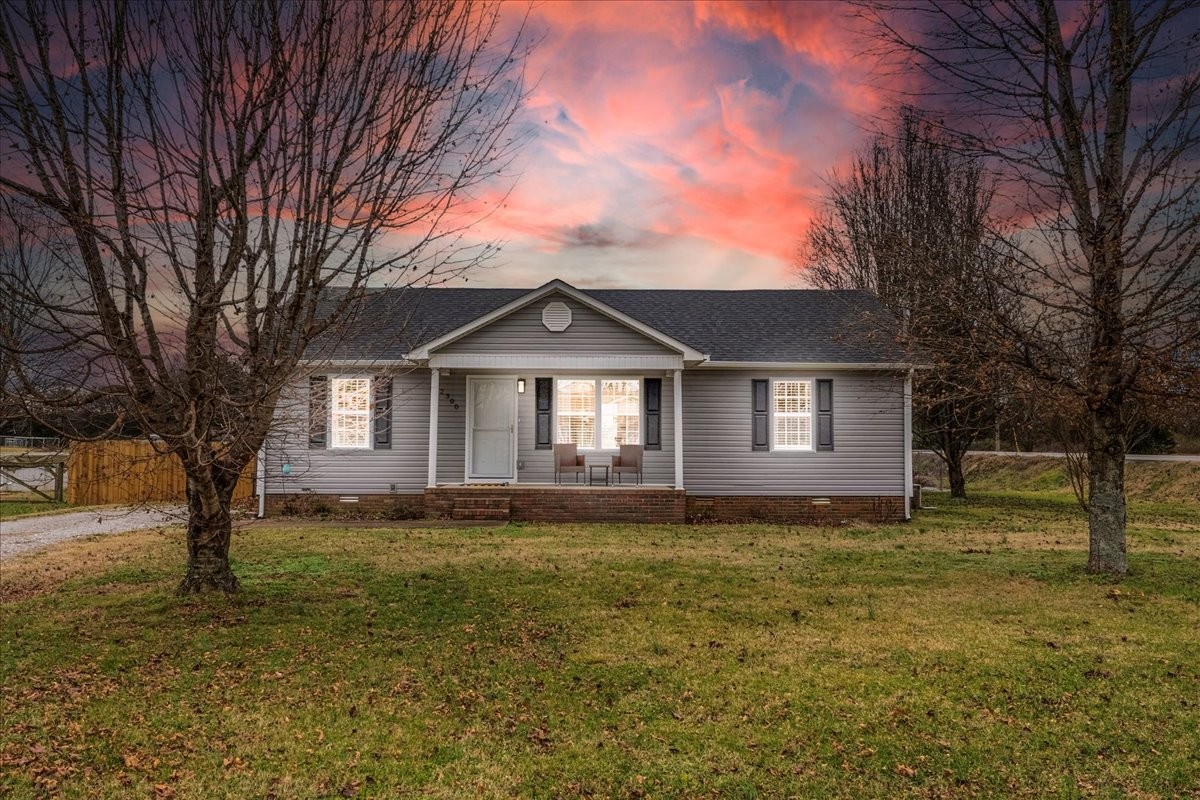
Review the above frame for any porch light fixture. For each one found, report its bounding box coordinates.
[517,379,526,393]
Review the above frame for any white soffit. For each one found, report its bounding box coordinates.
[428,353,684,370]
[542,301,572,332]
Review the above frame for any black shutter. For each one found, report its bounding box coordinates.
[309,376,328,449]
[644,378,662,450]
[535,378,552,449]
[373,377,393,450]
[816,378,834,451]
[751,379,769,451]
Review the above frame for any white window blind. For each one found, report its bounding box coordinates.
[331,378,372,449]
[555,379,596,447]
[555,378,641,449]
[772,379,812,450]
[601,379,640,449]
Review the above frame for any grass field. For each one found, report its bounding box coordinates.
[915,453,1200,505]
[0,498,71,519]
[2,490,1198,798]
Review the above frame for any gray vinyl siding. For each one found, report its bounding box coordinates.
[266,366,903,496]
[515,373,675,485]
[438,293,676,355]
[264,368,430,495]
[681,370,905,495]
[435,372,467,483]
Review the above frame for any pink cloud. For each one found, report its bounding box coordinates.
[446,1,896,288]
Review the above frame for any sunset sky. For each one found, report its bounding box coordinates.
[454,1,885,290]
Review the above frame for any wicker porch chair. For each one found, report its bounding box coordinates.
[554,443,586,484]
[611,444,643,485]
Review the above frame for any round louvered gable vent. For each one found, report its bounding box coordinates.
[541,301,572,332]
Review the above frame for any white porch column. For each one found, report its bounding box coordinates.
[673,369,684,489]
[903,370,913,520]
[427,369,440,487]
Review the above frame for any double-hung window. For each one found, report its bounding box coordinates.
[555,379,596,448]
[601,379,640,449]
[772,379,813,451]
[555,378,641,449]
[331,377,372,449]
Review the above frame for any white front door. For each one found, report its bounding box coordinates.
[467,377,517,481]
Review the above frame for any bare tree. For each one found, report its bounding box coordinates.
[860,0,1200,574]
[0,0,530,592]
[800,109,1008,498]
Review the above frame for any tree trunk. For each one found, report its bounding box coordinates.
[946,449,968,499]
[177,469,239,594]
[1086,414,1128,576]
[935,431,970,499]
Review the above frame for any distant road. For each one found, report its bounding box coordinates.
[916,449,1200,464]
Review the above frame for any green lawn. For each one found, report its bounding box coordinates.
[0,498,70,519]
[2,491,1198,798]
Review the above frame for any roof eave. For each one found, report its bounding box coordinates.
[295,358,418,368]
[695,360,924,370]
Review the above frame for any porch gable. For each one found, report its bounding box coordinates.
[410,280,707,364]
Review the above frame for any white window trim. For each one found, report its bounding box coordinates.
[329,376,373,450]
[553,376,643,451]
[770,377,815,452]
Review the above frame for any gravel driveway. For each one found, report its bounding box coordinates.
[0,507,185,559]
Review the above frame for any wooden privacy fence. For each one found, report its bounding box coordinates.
[67,440,256,505]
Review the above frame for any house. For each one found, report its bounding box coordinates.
[260,279,915,523]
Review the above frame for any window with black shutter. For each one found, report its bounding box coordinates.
[644,378,662,450]
[751,379,769,451]
[309,375,328,449]
[534,378,552,449]
[373,378,393,450]
[816,378,834,451]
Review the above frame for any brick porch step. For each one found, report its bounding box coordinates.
[454,497,512,509]
[452,507,510,521]
[451,496,511,522]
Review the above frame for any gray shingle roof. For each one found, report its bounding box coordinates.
[308,286,909,364]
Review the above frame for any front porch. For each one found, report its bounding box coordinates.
[424,483,687,523]
[427,368,684,488]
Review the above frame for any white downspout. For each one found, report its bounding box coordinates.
[256,443,266,519]
[903,370,913,520]
[427,368,440,487]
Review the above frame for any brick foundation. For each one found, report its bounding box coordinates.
[424,485,687,524]
[264,489,905,524]
[686,495,905,524]
[264,492,425,519]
